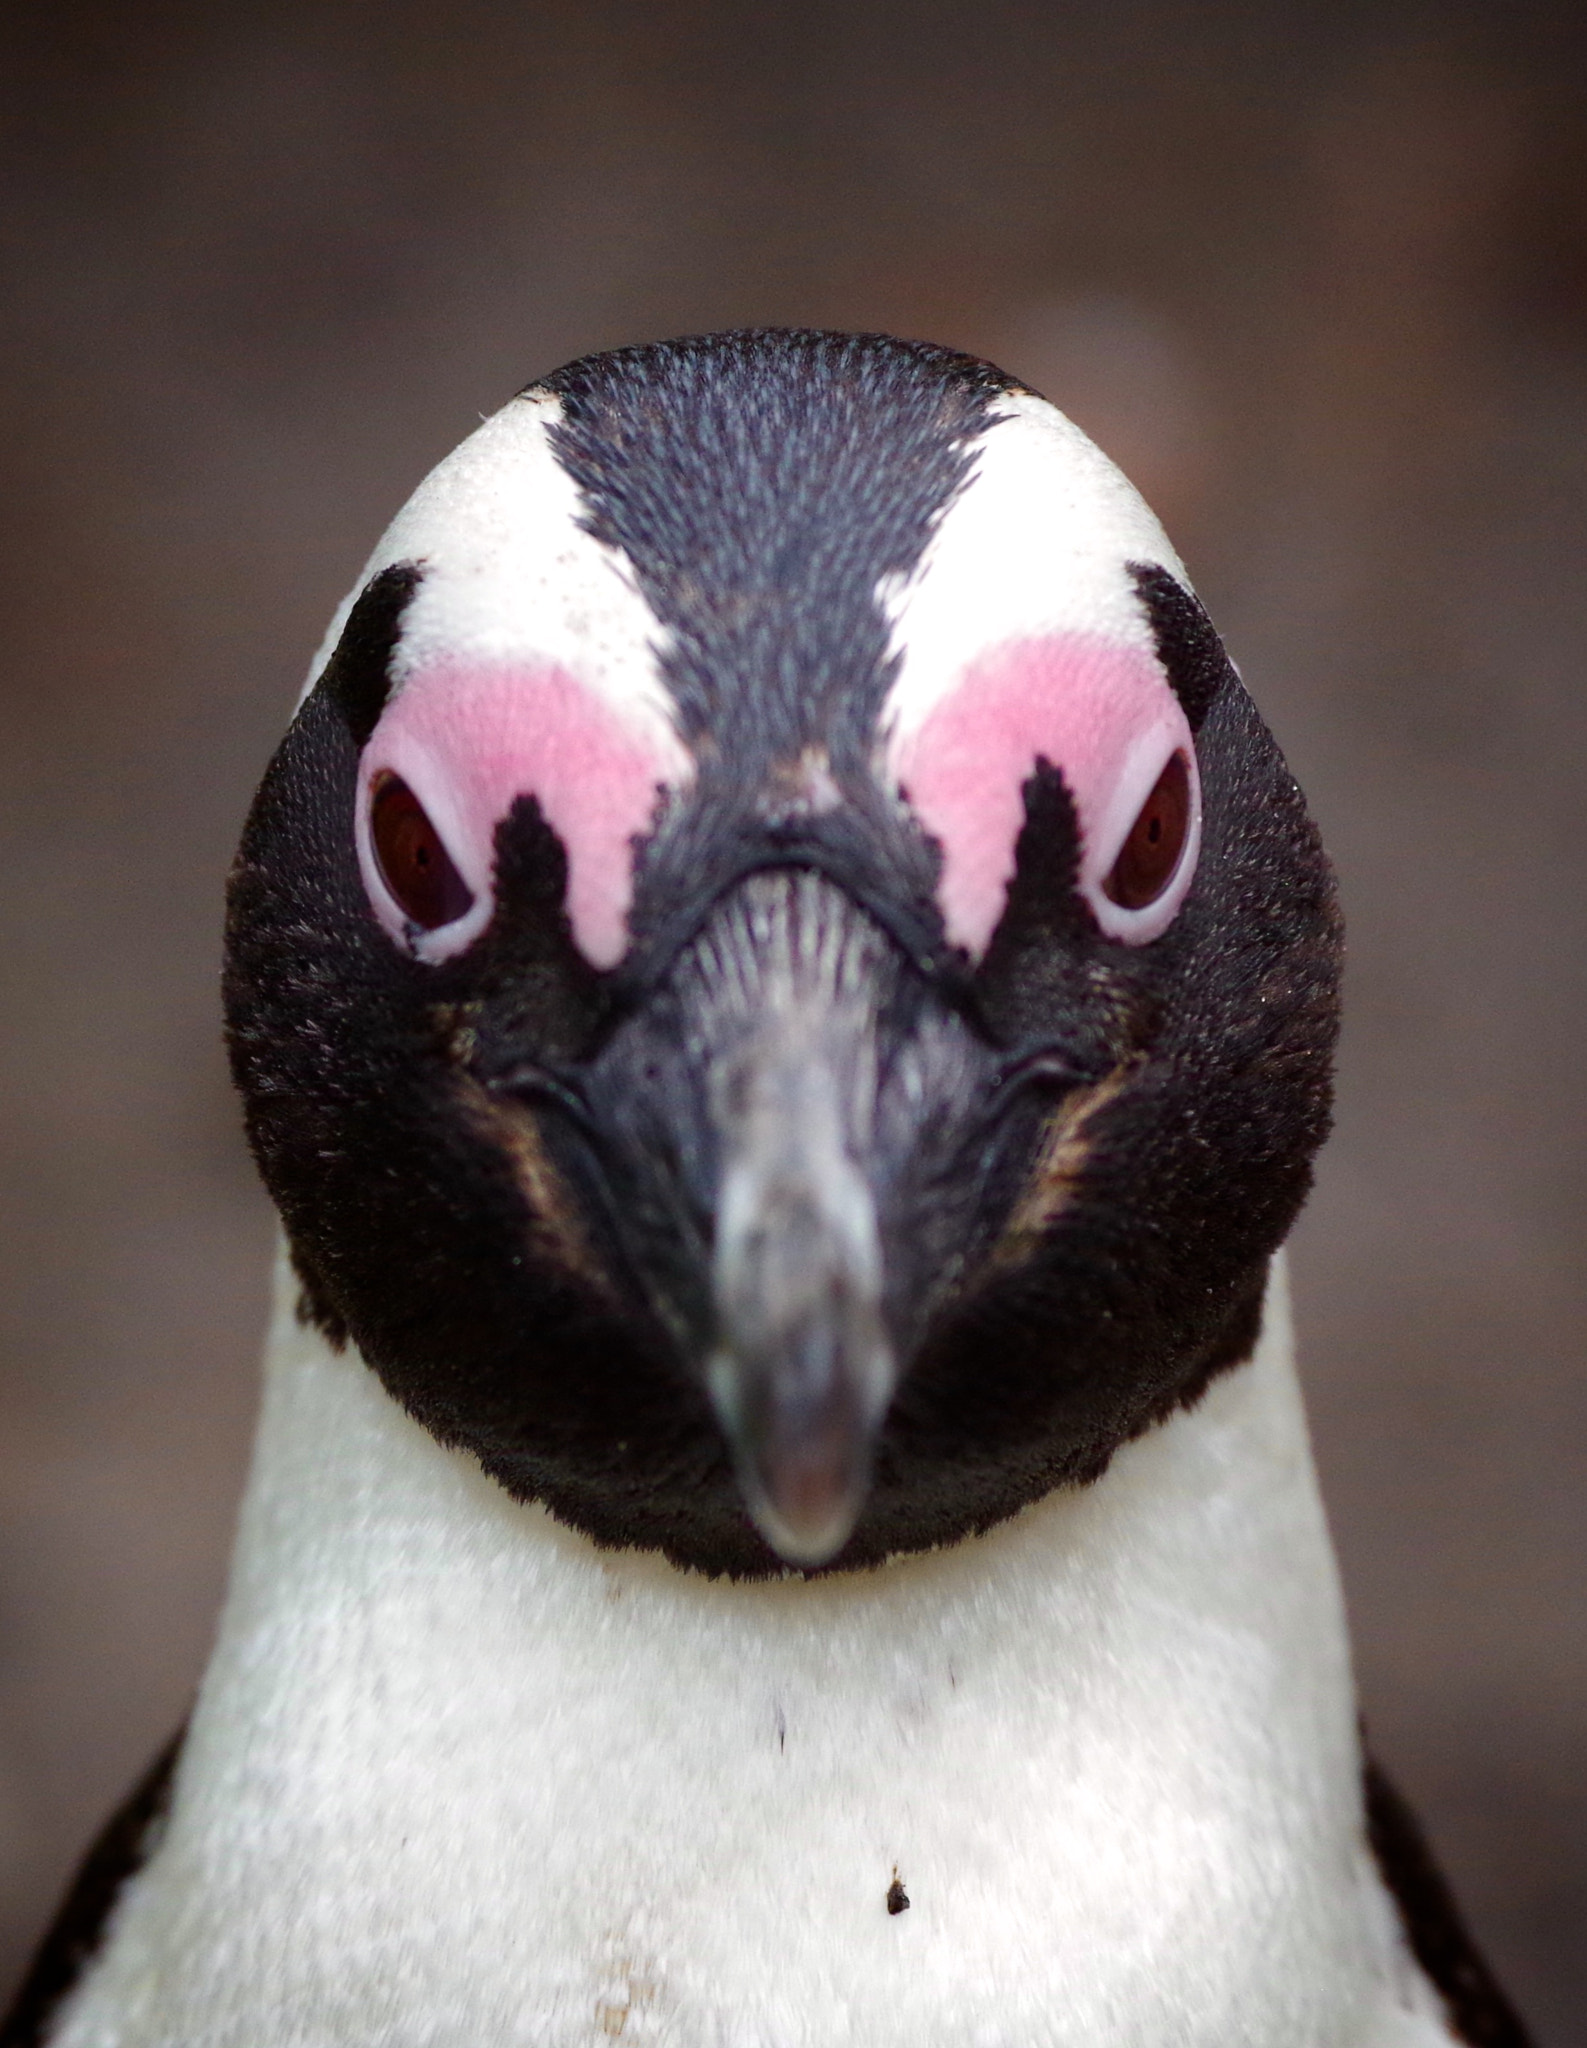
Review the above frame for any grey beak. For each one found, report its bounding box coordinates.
[707,997,895,1567]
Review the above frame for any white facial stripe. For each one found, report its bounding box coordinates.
[302,390,693,972]
[879,390,1188,749]
[299,390,680,754]
[879,392,1198,955]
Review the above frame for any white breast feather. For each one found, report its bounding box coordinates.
[49,1255,1451,2048]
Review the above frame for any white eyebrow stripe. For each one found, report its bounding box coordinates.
[296,391,681,755]
[878,390,1191,754]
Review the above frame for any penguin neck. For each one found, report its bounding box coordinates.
[74,1247,1405,2048]
[217,1252,1358,1754]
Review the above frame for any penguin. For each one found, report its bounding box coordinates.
[2,329,1533,2048]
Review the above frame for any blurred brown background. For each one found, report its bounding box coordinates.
[1,0,1583,2036]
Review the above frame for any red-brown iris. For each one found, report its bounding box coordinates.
[1102,751,1191,911]
[370,772,475,930]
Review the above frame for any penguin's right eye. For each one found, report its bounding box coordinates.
[370,772,475,931]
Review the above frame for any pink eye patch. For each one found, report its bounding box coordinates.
[889,633,1201,955]
[354,659,688,969]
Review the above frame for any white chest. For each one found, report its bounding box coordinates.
[53,1257,1430,2048]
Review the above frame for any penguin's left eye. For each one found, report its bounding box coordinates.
[1078,734,1203,946]
[370,772,475,930]
[1102,751,1190,911]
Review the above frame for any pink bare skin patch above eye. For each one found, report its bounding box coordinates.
[356,660,690,968]
[890,633,1199,956]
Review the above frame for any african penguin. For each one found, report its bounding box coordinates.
[3,330,1532,2048]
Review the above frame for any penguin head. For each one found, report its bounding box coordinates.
[224,330,1341,1577]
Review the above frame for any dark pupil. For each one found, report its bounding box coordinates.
[1102,751,1190,911]
[370,772,475,930]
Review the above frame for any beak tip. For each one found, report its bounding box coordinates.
[741,1469,867,1568]
[709,1348,889,1569]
